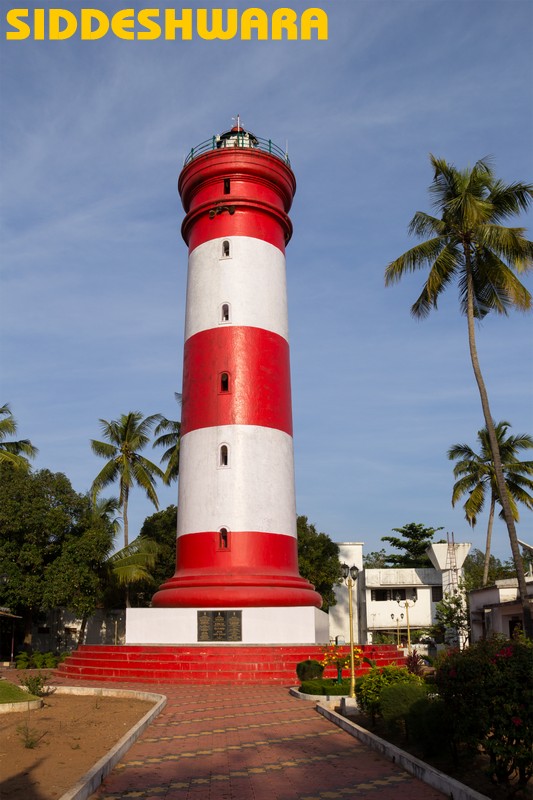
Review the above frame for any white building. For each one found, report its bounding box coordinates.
[469,577,533,642]
[328,541,471,646]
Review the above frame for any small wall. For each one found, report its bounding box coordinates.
[126,606,329,644]
[30,609,125,652]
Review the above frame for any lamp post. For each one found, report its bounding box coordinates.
[396,593,417,653]
[341,563,359,698]
[391,612,404,648]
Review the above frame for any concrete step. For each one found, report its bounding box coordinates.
[55,644,406,685]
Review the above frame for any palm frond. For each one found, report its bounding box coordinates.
[91,439,118,458]
[489,180,533,222]
[0,404,18,439]
[0,450,33,470]
[91,459,120,500]
[411,242,461,318]
[0,404,38,465]
[385,236,449,285]
[408,212,446,238]
[447,443,477,461]
[462,482,486,524]
[108,538,160,585]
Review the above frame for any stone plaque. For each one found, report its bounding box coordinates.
[197,610,242,642]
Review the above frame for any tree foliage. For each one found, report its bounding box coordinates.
[462,548,516,591]
[381,522,443,568]
[435,638,533,788]
[385,155,533,634]
[296,515,342,611]
[433,590,471,648]
[0,403,38,470]
[91,411,164,547]
[0,465,113,643]
[139,505,178,590]
[363,549,389,568]
[448,421,533,586]
[153,393,181,485]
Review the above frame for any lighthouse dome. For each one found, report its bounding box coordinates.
[216,125,259,150]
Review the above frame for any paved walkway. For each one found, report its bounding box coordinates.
[89,684,446,800]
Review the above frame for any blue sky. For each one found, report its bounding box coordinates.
[1,0,532,564]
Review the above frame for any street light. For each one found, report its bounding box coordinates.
[341,563,359,698]
[391,612,404,648]
[396,593,417,653]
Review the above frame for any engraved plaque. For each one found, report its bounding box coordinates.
[197,610,242,642]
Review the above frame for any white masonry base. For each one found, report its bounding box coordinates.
[126,606,329,645]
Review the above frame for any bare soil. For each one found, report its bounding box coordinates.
[0,691,153,800]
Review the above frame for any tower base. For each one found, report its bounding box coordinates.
[125,606,329,645]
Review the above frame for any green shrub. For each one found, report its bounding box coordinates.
[43,652,58,668]
[296,659,324,682]
[408,696,452,757]
[31,652,46,669]
[356,666,422,723]
[435,636,533,787]
[299,678,351,696]
[14,651,60,670]
[15,652,31,670]
[380,681,429,739]
[19,673,51,697]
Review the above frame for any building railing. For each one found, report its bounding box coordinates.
[184,134,290,166]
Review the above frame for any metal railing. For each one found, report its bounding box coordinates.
[184,134,290,166]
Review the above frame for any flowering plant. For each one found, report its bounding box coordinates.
[320,644,362,669]
[435,635,533,788]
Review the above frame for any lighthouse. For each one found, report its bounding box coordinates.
[152,122,322,611]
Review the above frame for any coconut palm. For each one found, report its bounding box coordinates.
[448,421,533,586]
[153,393,181,485]
[107,538,160,585]
[106,537,160,607]
[91,412,164,548]
[0,403,38,469]
[89,494,123,541]
[385,155,533,635]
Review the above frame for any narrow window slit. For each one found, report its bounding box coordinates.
[221,303,230,322]
[222,240,230,258]
[224,178,230,194]
[219,528,229,549]
[220,372,230,392]
[220,444,228,467]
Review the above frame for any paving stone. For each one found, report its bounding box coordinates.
[49,681,448,800]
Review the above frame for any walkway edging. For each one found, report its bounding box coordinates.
[52,686,167,800]
[316,703,489,800]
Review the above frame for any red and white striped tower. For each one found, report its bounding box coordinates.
[152,123,321,609]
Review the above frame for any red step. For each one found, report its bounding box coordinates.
[55,644,406,685]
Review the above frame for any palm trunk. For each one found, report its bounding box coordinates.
[122,484,129,548]
[466,265,532,638]
[482,493,496,587]
[122,483,129,608]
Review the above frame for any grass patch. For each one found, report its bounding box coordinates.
[0,681,39,704]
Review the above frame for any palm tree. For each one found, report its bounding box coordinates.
[153,393,181,485]
[385,155,533,635]
[90,494,123,541]
[0,403,38,469]
[91,412,164,548]
[448,421,533,586]
[107,537,159,585]
[106,537,160,607]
